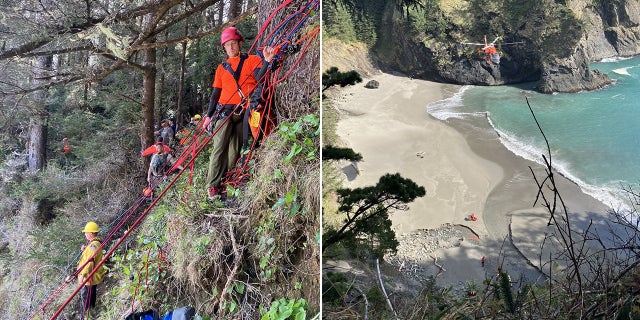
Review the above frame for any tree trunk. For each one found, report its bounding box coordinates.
[217,1,224,26]
[176,22,188,127]
[141,13,157,160]
[26,0,54,229]
[27,120,47,171]
[27,55,52,172]
[229,0,242,20]
[155,71,164,121]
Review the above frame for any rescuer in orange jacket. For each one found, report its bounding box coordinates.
[201,27,276,199]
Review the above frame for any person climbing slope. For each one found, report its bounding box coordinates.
[141,136,178,183]
[60,137,75,167]
[77,221,106,319]
[154,119,175,147]
[62,137,71,155]
[176,114,202,146]
[201,26,276,199]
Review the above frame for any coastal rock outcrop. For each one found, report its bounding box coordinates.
[325,0,640,93]
[538,42,612,93]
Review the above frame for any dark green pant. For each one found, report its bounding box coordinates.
[206,115,243,188]
[80,284,97,316]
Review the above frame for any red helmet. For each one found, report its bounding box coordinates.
[220,27,244,45]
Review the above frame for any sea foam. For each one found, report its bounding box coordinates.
[611,65,640,77]
[427,85,472,120]
[599,56,633,63]
[488,118,630,211]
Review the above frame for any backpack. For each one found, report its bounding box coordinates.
[125,309,159,320]
[150,152,168,177]
[162,306,195,320]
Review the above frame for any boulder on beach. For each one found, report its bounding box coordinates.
[364,79,379,89]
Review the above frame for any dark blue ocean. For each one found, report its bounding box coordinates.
[428,56,640,210]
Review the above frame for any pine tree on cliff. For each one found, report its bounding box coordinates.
[323,173,426,257]
[322,67,362,91]
[322,145,363,162]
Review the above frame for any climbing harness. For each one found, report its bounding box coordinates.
[221,52,249,101]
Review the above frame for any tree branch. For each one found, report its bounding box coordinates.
[376,258,398,319]
[130,8,257,52]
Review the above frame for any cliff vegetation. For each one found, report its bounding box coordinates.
[324,0,640,92]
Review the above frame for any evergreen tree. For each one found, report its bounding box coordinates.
[322,67,362,91]
[323,173,426,257]
[322,0,358,42]
[322,145,363,162]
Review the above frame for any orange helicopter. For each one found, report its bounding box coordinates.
[462,35,524,64]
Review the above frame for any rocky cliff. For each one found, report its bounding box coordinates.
[537,0,640,92]
[325,0,640,93]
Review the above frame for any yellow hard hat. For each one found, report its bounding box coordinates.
[193,114,201,120]
[82,221,99,233]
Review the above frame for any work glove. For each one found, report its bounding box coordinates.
[202,116,212,131]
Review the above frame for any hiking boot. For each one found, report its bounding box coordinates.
[207,186,220,200]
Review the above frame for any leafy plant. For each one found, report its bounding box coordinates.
[277,114,319,163]
[256,233,279,282]
[272,184,304,217]
[260,298,308,320]
[108,209,170,308]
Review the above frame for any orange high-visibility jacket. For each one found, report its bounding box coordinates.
[212,54,263,107]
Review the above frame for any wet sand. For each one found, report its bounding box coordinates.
[330,73,612,290]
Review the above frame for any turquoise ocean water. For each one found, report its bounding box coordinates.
[428,56,640,210]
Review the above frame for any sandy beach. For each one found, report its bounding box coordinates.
[328,73,612,292]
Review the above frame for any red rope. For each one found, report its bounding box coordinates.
[130,246,152,314]
[36,117,227,319]
[222,25,319,188]
[216,0,319,189]
[32,195,148,319]
[274,27,319,85]
[248,0,295,53]
[260,0,316,49]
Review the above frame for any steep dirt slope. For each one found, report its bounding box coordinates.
[322,38,379,77]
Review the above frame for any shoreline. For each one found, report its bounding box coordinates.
[330,72,612,291]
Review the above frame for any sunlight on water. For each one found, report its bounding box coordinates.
[428,56,640,209]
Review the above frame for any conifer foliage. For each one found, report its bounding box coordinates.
[322,67,363,91]
[323,173,426,257]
